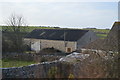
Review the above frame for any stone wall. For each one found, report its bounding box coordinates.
[1,52,118,78]
[1,61,73,78]
[1,61,56,78]
[1,57,108,78]
[41,39,76,52]
[24,38,76,53]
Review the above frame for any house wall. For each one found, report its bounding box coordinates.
[24,38,77,53]
[77,31,98,50]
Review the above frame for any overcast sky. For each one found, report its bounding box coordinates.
[0,1,118,29]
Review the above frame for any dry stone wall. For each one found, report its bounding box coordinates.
[1,58,108,78]
[1,61,75,78]
[2,52,114,78]
[1,61,59,78]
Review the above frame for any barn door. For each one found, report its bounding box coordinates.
[66,47,72,53]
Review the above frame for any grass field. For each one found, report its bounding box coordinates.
[83,28,110,34]
[24,26,55,32]
[1,59,38,68]
[83,28,110,39]
[96,33,108,39]
[1,26,55,32]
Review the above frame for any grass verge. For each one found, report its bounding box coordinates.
[1,59,37,68]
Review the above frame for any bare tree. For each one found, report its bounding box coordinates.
[5,13,28,32]
[3,13,29,52]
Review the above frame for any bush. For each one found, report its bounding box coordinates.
[40,57,48,62]
[2,31,28,53]
[37,48,63,55]
[48,67,58,78]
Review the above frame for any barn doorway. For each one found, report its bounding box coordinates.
[66,47,72,53]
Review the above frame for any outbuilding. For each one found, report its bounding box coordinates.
[24,29,98,53]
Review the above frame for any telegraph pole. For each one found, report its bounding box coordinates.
[64,29,67,52]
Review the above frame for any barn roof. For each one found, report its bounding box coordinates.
[25,29,89,41]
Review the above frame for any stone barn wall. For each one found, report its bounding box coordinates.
[24,38,76,53]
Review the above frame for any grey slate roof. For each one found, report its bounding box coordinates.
[25,29,89,41]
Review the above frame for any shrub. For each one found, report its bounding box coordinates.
[68,73,74,78]
[40,57,48,62]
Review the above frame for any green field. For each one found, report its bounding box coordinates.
[83,28,110,34]
[96,33,108,39]
[1,26,55,32]
[1,59,38,68]
[83,28,110,39]
[23,26,55,32]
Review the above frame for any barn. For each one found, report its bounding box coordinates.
[24,29,98,53]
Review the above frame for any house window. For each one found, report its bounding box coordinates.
[66,47,72,53]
